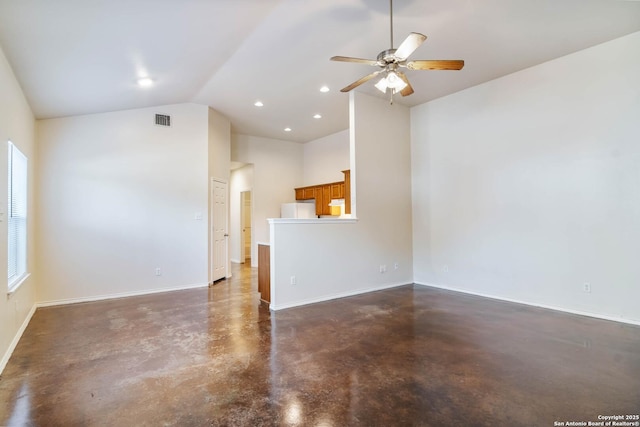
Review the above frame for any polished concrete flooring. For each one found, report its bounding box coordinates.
[1,264,639,426]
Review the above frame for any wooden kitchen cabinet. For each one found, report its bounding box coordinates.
[294,171,350,216]
[321,185,332,215]
[342,170,351,215]
[314,186,323,215]
[303,187,316,200]
[295,186,316,200]
[258,244,270,303]
[330,182,344,199]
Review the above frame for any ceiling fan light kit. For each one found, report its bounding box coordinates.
[330,0,464,104]
[374,70,407,93]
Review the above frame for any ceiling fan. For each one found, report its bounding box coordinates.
[330,0,464,103]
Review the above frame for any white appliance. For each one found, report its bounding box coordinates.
[281,202,316,219]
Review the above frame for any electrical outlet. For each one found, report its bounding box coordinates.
[582,282,591,293]
[379,265,387,274]
[443,264,449,273]
[290,276,296,285]
[155,268,161,276]
[394,262,399,270]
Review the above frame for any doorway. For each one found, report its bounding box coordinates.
[240,191,252,264]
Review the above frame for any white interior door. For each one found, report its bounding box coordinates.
[211,179,228,282]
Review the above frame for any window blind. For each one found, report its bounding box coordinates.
[8,141,27,287]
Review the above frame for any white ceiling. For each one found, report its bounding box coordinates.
[1,0,639,143]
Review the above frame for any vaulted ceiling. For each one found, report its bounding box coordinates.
[1,0,639,143]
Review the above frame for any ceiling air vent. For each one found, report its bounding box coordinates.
[155,114,171,127]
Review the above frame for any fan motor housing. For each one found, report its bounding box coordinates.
[377,48,399,64]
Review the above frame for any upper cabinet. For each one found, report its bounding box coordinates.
[330,182,344,199]
[295,186,316,201]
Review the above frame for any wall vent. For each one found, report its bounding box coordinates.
[155,114,171,127]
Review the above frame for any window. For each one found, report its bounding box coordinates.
[8,141,27,291]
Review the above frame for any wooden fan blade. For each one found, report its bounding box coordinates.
[340,71,382,92]
[397,72,414,97]
[394,32,427,60]
[405,60,465,70]
[331,56,380,66]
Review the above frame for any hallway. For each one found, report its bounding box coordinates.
[1,263,639,426]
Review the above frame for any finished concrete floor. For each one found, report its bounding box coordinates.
[1,263,639,426]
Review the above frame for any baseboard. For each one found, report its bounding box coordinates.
[270,281,412,311]
[37,282,209,308]
[0,303,37,375]
[414,281,640,326]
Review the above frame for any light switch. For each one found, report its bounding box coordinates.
[194,212,203,220]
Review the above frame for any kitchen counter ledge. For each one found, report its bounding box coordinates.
[268,218,357,225]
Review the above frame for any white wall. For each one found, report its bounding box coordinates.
[36,103,210,303]
[302,129,349,186]
[411,31,640,324]
[269,92,413,310]
[229,165,254,264]
[0,45,37,372]
[208,108,231,181]
[231,134,303,266]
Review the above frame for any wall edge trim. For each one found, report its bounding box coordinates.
[36,282,209,308]
[414,281,640,326]
[0,303,37,375]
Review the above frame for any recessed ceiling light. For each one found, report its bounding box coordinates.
[320,86,330,93]
[254,101,264,107]
[137,77,154,87]
[313,114,322,119]
[284,127,292,132]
